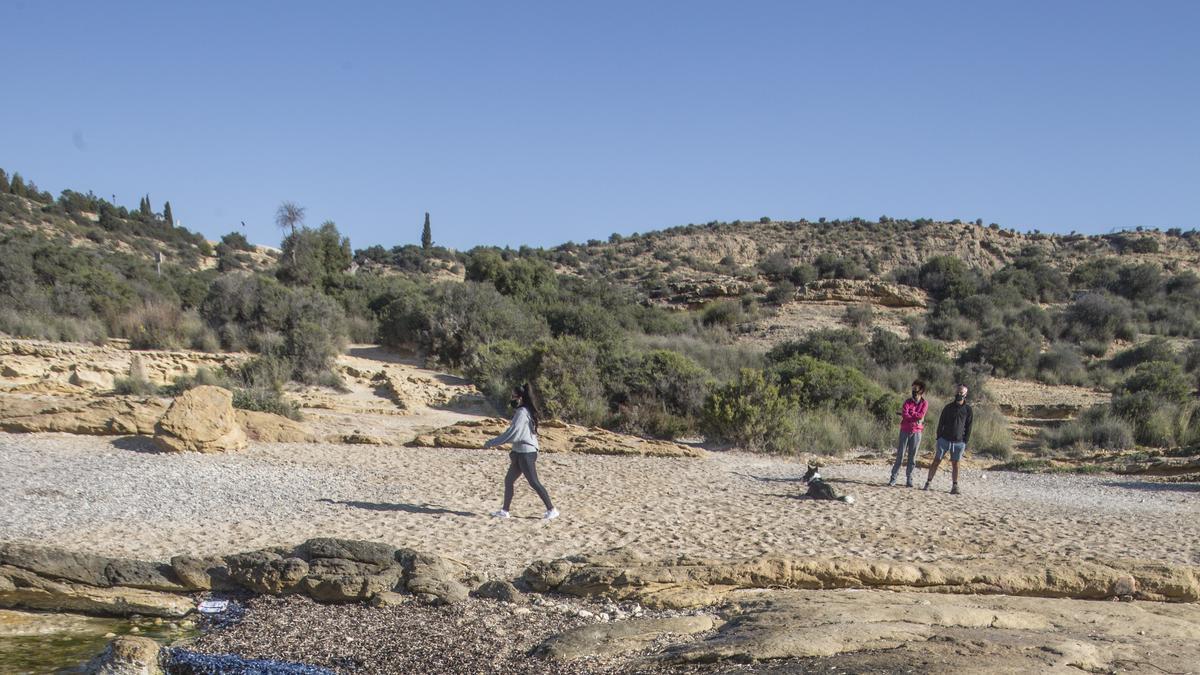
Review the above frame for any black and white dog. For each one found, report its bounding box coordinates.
[801,464,855,504]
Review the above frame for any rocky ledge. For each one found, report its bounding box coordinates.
[0,538,473,618]
[522,549,1200,608]
[408,418,704,458]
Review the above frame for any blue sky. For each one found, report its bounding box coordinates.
[1,1,1197,250]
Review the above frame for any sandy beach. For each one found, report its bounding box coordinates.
[2,431,1196,579]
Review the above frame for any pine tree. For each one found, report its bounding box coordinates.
[163,201,174,227]
[421,212,432,250]
[9,172,25,197]
[0,169,8,193]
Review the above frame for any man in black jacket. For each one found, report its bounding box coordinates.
[923,384,973,494]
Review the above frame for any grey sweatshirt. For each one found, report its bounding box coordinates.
[484,407,540,453]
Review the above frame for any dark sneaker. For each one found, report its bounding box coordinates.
[950,484,960,495]
[922,482,930,491]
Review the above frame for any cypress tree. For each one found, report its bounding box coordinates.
[421,212,432,250]
[140,194,153,217]
[9,172,25,197]
[163,201,174,227]
[0,169,8,193]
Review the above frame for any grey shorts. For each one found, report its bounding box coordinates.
[935,438,966,462]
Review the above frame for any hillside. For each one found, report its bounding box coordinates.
[2,166,1199,467]
[534,218,1200,308]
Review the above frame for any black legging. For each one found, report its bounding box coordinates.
[503,451,553,511]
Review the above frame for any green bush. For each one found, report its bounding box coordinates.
[917,256,978,301]
[701,369,797,453]
[1061,292,1133,347]
[766,329,867,369]
[701,300,743,328]
[1036,343,1089,386]
[966,326,1038,378]
[231,386,302,420]
[527,337,607,426]
[1038,405,1135,454]
[1116,361,1193,403]
[1111,337,1178,371]
[765,280,796,305]
[771,356,884,413]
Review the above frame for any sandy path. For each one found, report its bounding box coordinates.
[1,432,1197,578]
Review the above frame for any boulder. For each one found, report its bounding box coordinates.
[154,385,247,453]
[537,616,715,661]
[83,635,163,675]
[472,580,524,604]
[398,549,469,605]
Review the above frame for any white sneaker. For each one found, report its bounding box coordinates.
[543,508,560,521]
[491,509,510,519]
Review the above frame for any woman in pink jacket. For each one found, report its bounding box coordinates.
[888,380,927,487]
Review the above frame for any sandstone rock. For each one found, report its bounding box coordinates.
[408,418,703,458]
[0,396,168,436]
[472,580,524,604]
[235,409,313,443]
[0,565,193,617]
[655,589,1200,672]
[102,560,188,593]
[154,385,247,453]
[523,553,1200,608]
[83,635,163,675]
[537,616,715,661]
[0,543,113,586]
[70,365,117,390]
[795,279,927,308]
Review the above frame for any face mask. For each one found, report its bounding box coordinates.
[509,398,520,409]
[955,394,966,402]
[911,390,920,398]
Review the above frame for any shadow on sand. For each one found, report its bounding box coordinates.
[110,436,163,454]
[1100,480,1200,493]
[317,499,476,517]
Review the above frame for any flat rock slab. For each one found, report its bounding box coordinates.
[523,550,1200,608]
[657,588,1200,674]
[537,615,715,661]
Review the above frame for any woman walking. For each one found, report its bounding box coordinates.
[888,380,927,487]
[484,383,559,520]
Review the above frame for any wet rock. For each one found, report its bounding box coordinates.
[154,385,247,453]
[83,635,163,674]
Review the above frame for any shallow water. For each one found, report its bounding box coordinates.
[0,609,195,674]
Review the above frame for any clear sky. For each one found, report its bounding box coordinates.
[1,1,1197,250]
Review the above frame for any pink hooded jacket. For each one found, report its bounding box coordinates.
[900,397,928,434]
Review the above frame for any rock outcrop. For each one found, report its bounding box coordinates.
[0,396,168,435]
[794,279,928,308]
[523,550,1200,608]
[408,418,704,458]
[653,588,1200,672]
[0,539,473,618]
[153,385,247,453]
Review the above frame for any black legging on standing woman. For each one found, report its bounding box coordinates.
[503,451,553,511]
